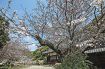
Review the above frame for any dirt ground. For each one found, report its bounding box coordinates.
[21,65,55,69]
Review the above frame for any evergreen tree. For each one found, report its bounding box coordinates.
[0,15,9,48]
[56,49,91,69]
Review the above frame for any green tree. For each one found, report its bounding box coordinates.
[0,15,9,48]
[56,49,91,69]
[32,46,49,60]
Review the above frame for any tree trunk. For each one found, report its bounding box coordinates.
[35,35,62,55]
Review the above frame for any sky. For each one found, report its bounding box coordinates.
[0,0,46,51]
[0,0,37,17]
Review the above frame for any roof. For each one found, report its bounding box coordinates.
[42,49,54,54]
[76,38,105,54]
[84,47,105,53]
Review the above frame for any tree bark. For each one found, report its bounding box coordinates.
[35,35,62,55]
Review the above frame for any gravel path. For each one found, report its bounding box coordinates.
[21,65,55,69]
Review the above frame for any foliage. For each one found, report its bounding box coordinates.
[56,49,91,69]
[32,46,49,60]
[0,15,9,48]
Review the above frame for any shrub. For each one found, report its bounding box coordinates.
[56,50,91,69]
